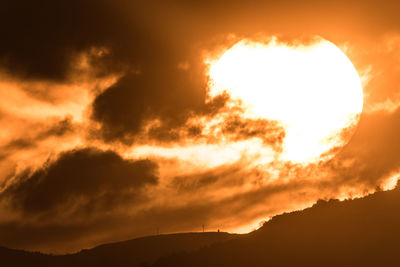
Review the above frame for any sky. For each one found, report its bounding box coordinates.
[1,0,400,253]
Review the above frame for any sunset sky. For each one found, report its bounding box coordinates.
[1,0,400,253]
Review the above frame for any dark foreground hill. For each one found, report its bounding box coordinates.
[1,232,237,267]
[152,187,400,267]
[4,186,400,266]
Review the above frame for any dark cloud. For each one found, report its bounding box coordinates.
[220,115,285,149]
[92,71,228,144]
[2,148,158,214]
[0,0,157,81]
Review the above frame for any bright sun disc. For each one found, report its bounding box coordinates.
[207,37,364,163]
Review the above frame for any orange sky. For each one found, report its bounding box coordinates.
[1,0,400,253]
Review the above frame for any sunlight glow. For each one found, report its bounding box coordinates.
[128,139,275,170]
[381,171,400,191]
[207,38,364,163]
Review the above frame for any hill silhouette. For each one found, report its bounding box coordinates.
[1,232,236,267]
[151,186,400,267]
[3,186,400,266]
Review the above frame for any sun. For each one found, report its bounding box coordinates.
[207,37,364,163]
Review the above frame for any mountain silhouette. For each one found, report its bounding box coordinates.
[152,186,400,267]
[3,185,400,266]
[1,232,236,267]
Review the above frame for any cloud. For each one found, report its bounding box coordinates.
[220,115,285,149]
[2,117,74,151]
[0,1,147,81]
[92,70,227,144]
[1,148,158,215]
[330,107,400,188]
